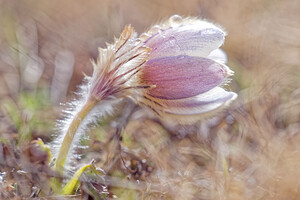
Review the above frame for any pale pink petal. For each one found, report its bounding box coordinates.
[207,49,228,64]
[159,87,237,115]
[140,55,231,100]
[145,25,225,59]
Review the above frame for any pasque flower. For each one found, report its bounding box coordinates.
[53,15,237,174]
[137,15,237,119]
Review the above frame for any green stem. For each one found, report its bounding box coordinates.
[55,98,98,174]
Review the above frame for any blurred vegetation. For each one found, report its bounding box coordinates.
[2,89,53,144]
[1,0,300,199]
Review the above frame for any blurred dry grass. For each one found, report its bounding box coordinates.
[1,0,300,199]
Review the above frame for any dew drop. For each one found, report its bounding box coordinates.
[149,25,161,34]
[140,33,151,41]
[168,36,181,53]
[170,14,183,24]
[169,36,176,45]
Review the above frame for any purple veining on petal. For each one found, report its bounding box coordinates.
[140,55,229,100]
[145,26,225,59]
[160,87,237,115]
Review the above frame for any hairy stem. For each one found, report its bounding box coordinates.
[55,98,98,174]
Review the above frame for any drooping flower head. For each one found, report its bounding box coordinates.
[86,15,237,120]
[135,15,236,120]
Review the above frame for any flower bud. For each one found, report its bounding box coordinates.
[136,15,237,118]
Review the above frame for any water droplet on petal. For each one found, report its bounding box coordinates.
[170,14,183,24]
[140,33,151,40]
[168,36,181,53]
[148,25,162,35]
[169,36,176,45]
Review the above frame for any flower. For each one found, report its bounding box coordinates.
[135,15,237,119]
[53,15,237,174]
[81,15,236,121]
